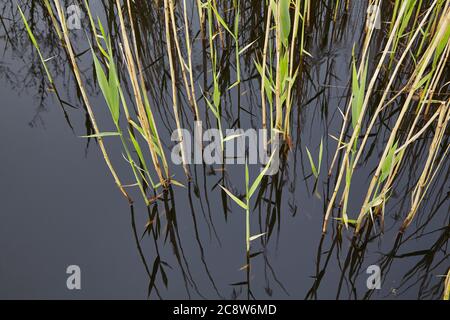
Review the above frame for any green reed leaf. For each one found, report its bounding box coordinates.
[249,233,266,241]
[248,149,276,199]
[380,141,398,183]
[280,0,291,45]
[80,132,121,138]
[219,185,248,210]
[306,146,318,178]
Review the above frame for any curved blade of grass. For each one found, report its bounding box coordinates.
[210,4,234,38]
[351,55,368,130]
[91,47,120,125]
[107,56,120,124]
[219,185,247,210]
[249,233,266,241]
[223,133,243,142]
[305,146,318,178]
[248,149,276,199]
[80,132,121,138]
[170,179,186,188]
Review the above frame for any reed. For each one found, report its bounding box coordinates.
[19,0,449,241]
[115,0,170,186]
[323,0,450,234]
[51,0,132,203]
[88,22,153,204]
[256,0,309,139]
[356,6,450,233]
[220,151,276,298]
[39,0,189,204]
[305,138,323,180]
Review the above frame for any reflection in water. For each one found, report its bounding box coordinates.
[0,0,448,299]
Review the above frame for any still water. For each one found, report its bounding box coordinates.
[0,1,448,299]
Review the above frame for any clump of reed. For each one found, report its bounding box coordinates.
[256,0,310,138]
[324,0,450,235]
[15,0,450,301]
[19,0,449,243]
[22,0,187,205]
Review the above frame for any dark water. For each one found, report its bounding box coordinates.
[0,1,448,299]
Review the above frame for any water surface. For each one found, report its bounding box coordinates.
[0,0,448,299]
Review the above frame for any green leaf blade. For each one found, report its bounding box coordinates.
[219,185,248,210]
